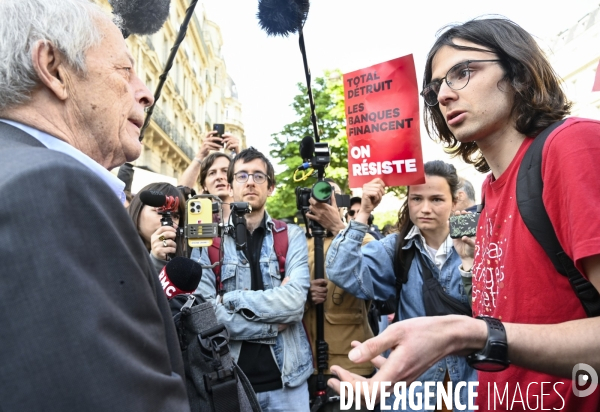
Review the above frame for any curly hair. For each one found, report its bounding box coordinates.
[423,18,571,172]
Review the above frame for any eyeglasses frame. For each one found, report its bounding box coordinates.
[421,59,502,107]
[233,171,269,184]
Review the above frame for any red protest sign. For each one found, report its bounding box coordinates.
[343,54,424,188]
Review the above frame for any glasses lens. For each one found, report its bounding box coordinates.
[422,84,440,106]
[235,172,248,183]
[446,62,470,91]
[347,210,356,216]
[312,180,332,202]
[253,173,266,184]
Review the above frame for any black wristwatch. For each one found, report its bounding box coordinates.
[466,316,510,372]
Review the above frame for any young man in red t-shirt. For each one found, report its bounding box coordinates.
[327,18,600,411]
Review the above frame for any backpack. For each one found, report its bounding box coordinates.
[515,120,600,317]
[390,242,472,322]
[170,294,262,412]
[207,219,289,294]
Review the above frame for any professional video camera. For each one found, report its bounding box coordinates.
[295,137,350,233]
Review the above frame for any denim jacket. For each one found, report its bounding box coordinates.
[192,212,313,388]
[326,220,477,412]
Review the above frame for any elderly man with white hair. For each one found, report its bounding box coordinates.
[0,1,190,410]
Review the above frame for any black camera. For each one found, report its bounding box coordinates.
[230,202,252,250]
[295,184,350,211]
[230,202,252,215]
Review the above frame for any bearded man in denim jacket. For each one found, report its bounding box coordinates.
[193,147,312,411]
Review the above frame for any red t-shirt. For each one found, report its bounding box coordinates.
[472,118,600,411]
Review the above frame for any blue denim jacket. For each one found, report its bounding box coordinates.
[326,220,477,412]
[192,212,313,388]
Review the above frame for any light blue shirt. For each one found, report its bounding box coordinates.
[0,119,126,203]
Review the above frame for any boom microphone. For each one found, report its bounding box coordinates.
[159,257,202,299]
[112,0,171,37]
[299,135,315,160]
[257,0,310,37]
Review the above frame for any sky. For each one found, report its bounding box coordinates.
[199,0,600,201]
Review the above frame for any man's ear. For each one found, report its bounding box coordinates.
[31,40,69,101]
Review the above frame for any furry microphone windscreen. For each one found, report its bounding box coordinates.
[112,0,171,36]
[257,0,310,37]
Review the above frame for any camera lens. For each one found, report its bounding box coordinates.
[312,181,332,203]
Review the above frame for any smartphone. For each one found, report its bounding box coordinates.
[186,198,216,247]
[213,123,225,146]
[449,213,479,239]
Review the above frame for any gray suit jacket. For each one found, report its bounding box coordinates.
[0,122,190,411]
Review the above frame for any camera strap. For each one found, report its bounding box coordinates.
[208,219,289,295]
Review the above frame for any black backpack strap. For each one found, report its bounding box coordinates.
[517,120,600,317]
[391,239,415,322]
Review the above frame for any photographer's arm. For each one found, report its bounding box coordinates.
[221,225,310,324]
[305,195,346,236]
[325,178,394,301]
[178,131,223,188]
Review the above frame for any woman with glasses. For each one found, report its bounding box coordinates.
[325,161,476,411]
[127,182,187,273]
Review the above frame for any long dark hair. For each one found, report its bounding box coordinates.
[127,182,186,257]
[393,161,460,276]
[423,18,571,173]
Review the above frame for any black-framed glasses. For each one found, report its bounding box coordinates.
[346,209,357,218]
[421,59,501,106]
[234,171,268,184]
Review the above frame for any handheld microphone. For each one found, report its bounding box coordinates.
[139,190,179,212]
[257,0,310,37]
[159,257,202,299]
[111,0,172,37]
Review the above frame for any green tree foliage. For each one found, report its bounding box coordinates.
[267,69,407,220]
[267,70,348,219]
[372,209,400,228]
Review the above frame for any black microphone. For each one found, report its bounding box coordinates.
[299,135,315,160]
[139,190,167,207]
[139,190,179,211]
[158,257,202,300]
[257,0,310,37]
[112,0,171,37]
[139,190,180,235]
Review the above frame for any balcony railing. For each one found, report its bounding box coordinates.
[152,106,194,159]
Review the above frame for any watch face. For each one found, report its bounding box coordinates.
[473,360,508,372]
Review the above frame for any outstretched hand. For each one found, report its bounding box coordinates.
[327,316,485,403]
